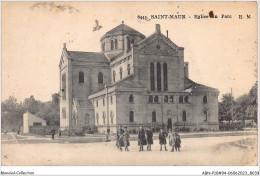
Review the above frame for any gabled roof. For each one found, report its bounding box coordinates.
[100,22,146,40]
[67,51,109,63]
[184,77,219,93]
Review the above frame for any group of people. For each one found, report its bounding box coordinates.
[116,125,181,152]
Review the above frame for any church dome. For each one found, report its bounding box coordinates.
[100,21,146,41]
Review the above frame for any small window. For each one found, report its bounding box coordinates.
[149,95,153,103]
[115,39,118,49]
[185,96,189,103]
[152,111,156,122]
[169,96,174,103]
[113,71,116,82]
[103,112,106,124]
[119,67,123,79]
[103,98,105,106]
[127,64,131,75]
[85,114,89,125]
[111,96,113,104]
[179,96,183,103]
[96,100,98,107]
[111,40,114,50]
[98,72,103,84]
[204,111,208,121]
[62,108,66,119]
[203,96,207,104]
[62,74,66,100]
[154,95,159,103]
[96,114,99,125]
[79,72,84,83]
[127,38,131,51]
[110,111,114,124]
[129,95,134,103]
[182,111,186,122]
[164,95,168,103]
[102,42,105,52]
[130,111,134,122]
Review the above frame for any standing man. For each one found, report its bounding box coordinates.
[146,127,153,151]
[138,125,146,151]
[51,128,55,140]
[159,128,168,151]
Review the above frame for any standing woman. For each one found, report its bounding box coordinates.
[146,127,153,151]
[123,127,130,151]
[168,129,176,152]
[138,125,147,151]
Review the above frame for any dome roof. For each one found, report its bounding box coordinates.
[100,21,146,40]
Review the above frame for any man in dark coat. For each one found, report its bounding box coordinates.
[146,127,153,151]
[51,128,55,140]
[138,125,146,151]
[159,128,168,151]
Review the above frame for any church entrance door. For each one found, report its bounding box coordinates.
[167,118,172,130]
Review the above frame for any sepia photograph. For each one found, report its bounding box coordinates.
[1,1,259,173]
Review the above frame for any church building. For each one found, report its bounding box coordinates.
[59,22,219,133]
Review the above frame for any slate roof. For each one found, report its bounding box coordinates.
[100,22,146,40]
[68,51,109,63]
[184,77,219,93]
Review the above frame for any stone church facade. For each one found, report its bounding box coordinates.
[59,22,219,133]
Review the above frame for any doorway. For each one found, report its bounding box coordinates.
[167,118,172,130]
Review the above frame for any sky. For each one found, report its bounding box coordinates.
[1,1,258,102]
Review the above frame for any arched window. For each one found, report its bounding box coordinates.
[110,96,113,104]
[102,42,105,52]
[96,114,99,125]
[111,40,114,50]
[127,64,131,75]
[103,98,105,106]
[157,62,161,91]
[163,63,168,91]
[96,100,98,107]
[130,111,134,122]
[62,74,66,100]
[119,67,123,79]
[179,96,183,103]
[113,71,116,82]
[98,72,103,84]
[149,95,153,103]
[164,95,168,103]
[203,96,207,104]
[85,114,89,125]
[110,111,114,124]
[154,95,159,103]
[129,95,134,103]
[103,112,106,124]
[204,111,208,121]
[184,96,189,103]
[79,72,84,83]
[127,38,131,51]
[182,111,186,122]
[152,111,156,122]
[115,39,118,49]
[150,63,155,91]
[169,95,174,103]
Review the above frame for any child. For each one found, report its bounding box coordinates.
[175,134,181,152]
[159,128,168,151]
[119,133,124,151]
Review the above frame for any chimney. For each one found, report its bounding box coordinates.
[166,30,168,38]
[184,62,189,78]
[124,35,129,53]
[156,24,161,33]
